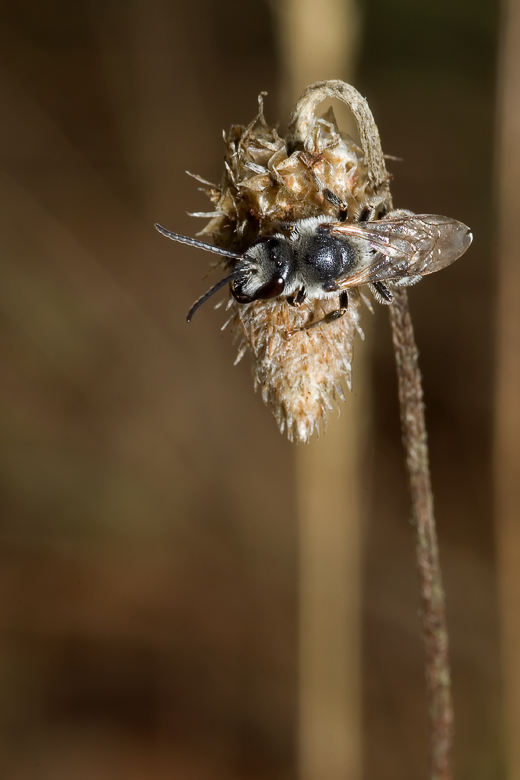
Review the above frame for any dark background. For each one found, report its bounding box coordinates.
[0,1,500,778]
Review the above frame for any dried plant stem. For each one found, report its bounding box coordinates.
[288,80,390,197]
[389,287,453,780]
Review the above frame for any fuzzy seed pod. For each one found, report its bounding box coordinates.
[190,82,392,443]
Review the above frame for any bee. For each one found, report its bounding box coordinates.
[155,202,472,331]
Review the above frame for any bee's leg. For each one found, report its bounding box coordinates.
[303,291,349,331]
[287,292,349,337]
[359,201,389,221]
[372,281,393,303]
[296,153,349,221]
[287,288,307,307]
[322,189,349,221]
[358,204,373,222]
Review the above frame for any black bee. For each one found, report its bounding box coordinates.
[155,205,472,330]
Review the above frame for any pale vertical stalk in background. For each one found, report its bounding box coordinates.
[495,2,520,778]
[272,4,364,779]
[273,0,360,113]
[297,412,365,780]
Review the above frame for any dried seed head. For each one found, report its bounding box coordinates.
[160,84,471,442]
[192,82,392,443]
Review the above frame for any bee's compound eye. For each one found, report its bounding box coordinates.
[255,276,285,300]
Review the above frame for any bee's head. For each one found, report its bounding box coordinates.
[231,236,293,304]
[155,225,293,321]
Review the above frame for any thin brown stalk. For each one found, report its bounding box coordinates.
[389,287,453,780]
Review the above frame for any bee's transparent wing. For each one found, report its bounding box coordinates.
[324,214,472,289]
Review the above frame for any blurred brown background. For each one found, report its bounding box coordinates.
[0,0,501,778]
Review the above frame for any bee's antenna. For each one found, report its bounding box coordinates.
[186,268,247,323]
[155,224,243,261]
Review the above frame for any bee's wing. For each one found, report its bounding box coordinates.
[323,214,472,289]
